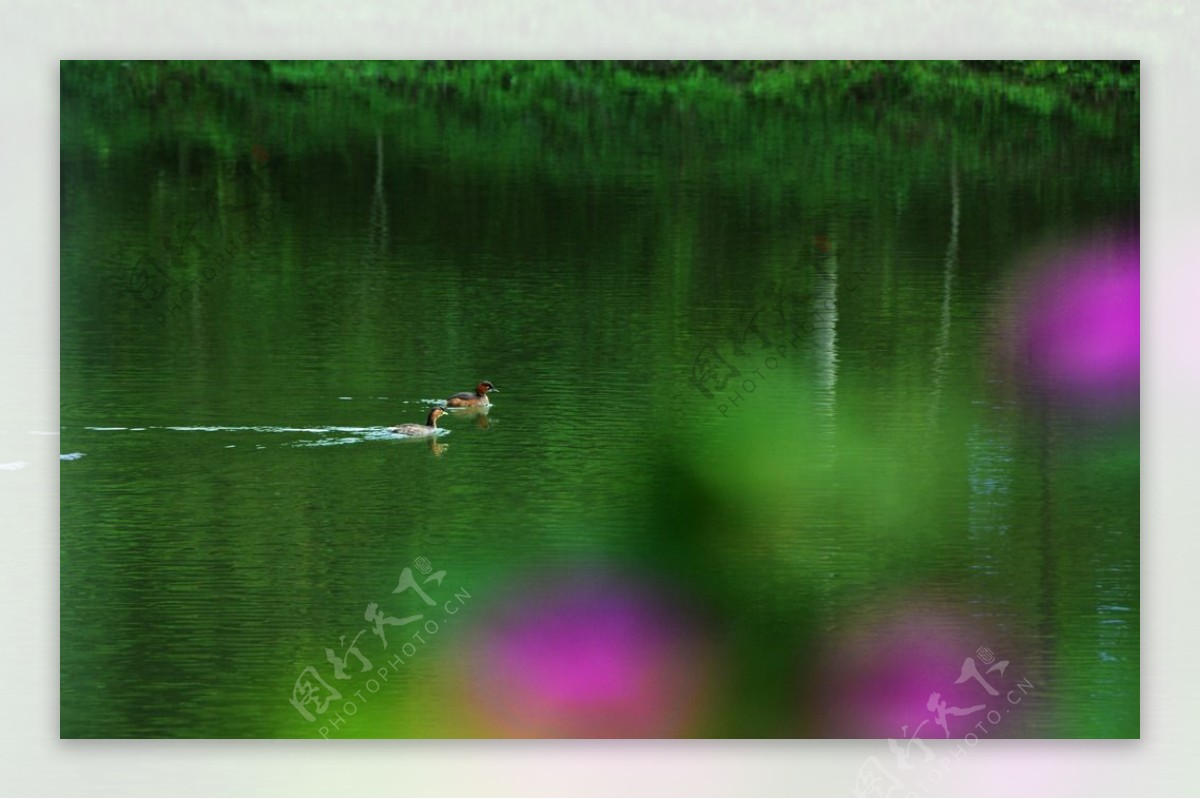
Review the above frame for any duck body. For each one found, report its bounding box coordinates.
[446,380,498,408]
[391,407,447,437]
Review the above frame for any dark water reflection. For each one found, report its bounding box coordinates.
[61,85,1137,738]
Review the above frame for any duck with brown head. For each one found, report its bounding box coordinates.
[446,380,498,408]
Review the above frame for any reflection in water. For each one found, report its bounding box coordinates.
[965,413,1015,578]
[930,159,960,426]
[448,404,492,430]
[1036,405,1058,697]
[812,247,839,455]
[368,129,389,261]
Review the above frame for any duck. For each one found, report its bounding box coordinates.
[390,407,448,437]
[446,380,498,408]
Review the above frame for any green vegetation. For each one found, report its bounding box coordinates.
[61,61,1139,158]
[60,60,1140,156]
[60,60,1138,232]
[63,59,1138,119]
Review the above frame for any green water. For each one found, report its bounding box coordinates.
[60,63,1138,738]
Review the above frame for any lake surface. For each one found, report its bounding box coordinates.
[60,73,1138,738]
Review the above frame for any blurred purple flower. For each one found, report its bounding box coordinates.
[809,602,1029,739]
[467,573,711,737]
[1004,231,1140,407]
[813,610,970,737]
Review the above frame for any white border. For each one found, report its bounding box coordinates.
[4,1,1196,795]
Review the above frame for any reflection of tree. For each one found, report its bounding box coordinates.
[813,248,838,458]
[1037,403,1056,702]
[929,154,960,426]
[367,129,389,261]
[965,413,1016,584]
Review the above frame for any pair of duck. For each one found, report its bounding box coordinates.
[390,381,497,437]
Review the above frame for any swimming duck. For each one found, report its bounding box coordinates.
[446,380,498,408]
[390,407,447,437]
